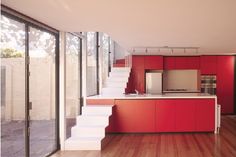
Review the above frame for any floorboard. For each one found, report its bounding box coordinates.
[51,115,236,157]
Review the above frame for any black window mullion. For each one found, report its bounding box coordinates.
[96,32,100,95]
[25,24,30,157]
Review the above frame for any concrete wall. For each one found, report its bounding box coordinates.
[1,56,80,121]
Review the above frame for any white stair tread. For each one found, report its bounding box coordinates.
[67,136,104,141]
[85,105,114,107]
[74,125,106,128]
[76,124,108,127]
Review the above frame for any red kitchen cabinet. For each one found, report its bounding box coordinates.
[175,99,196,132]
[156,100,176,132]
[164,57,175,70]
[175,57,188,69]
[200,56,217,74]
[186,57,200,69]
[195,99,215,131]
[144,56,163,70]
[114,100,156,132]
[164,56,200,70]
[217,56,235,114]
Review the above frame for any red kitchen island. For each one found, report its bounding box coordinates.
[86,93,219,134]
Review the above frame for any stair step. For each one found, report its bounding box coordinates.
[104,82,127,88]
[106,77,128,82]
[111,67,130,73]
[113,63,125,67]
[82,105,113,116]
[65,137,103,150]
[71,125,105,138]
[76,115,109,125]
[101,88,125,95]
[109,73,130,77]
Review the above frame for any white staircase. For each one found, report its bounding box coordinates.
[102,67,131,95]
[65,105,113,150]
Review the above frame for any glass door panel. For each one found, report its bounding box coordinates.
[28,27,57,157]
[1,15,26,157]
[65,33,81,138]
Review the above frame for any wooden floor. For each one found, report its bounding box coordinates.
[51,115,236,157]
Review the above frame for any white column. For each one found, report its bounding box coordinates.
[59,31,66,150]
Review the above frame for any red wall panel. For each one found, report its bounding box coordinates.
[217,56,235,114]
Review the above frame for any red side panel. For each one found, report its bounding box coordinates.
[132,55,144,69]
[114,100,156,132]
[131,56,145,93]
[195,99,215,131]
[175,99,196,132]
[156,100,176,132]
[217,56,235,114]
[200,56,217,74]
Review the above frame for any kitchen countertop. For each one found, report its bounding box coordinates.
[87,93,216,99]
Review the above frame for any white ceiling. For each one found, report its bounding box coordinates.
[2,0,236,55]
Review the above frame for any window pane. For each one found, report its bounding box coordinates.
[101,33,109,86]
[86,32,97,96]
[29,26,57,157]
[1,15,26,157]
[65,33,81,139]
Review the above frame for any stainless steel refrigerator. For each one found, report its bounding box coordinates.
[146,72,162,94]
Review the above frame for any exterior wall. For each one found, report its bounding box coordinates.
[1,56,78,120]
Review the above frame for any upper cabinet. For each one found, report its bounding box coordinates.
[200,56,217,74]
[164,56,200,70]
[144,56,163,70]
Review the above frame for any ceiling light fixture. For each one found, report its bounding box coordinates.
[131,46,200,54]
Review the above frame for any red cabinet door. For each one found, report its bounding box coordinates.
[164,57,175,70]
[144,56,163,70]
[114,100,156,132]
[186,57,200,69]
[175,99,196,132]
[200,56,217,74]
[217,56,235,114]
[156,100,176,132]
[195,99,215,131]
[132,55,144,69]
[175,57,187,69]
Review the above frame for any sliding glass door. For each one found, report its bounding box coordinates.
[1,11,59,157]
[28,27,57,157]
[65,33,81,139]
[1,14,26,157]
